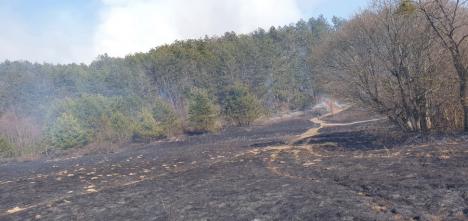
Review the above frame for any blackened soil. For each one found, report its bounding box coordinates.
[1,109,468,221]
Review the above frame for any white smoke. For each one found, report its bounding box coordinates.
[94,0,307,57]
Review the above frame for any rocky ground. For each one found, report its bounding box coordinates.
[1,107,468,221]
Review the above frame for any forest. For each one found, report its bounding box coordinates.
[0,16,338,158]
[1,0,467,159]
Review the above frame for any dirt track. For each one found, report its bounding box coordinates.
[1,108,468,221]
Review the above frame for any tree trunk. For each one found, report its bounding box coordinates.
[447,55,468,131]
[419,104,429,133]
[463,78,468,131]
[454,57,468,131]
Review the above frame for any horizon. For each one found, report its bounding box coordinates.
[0,0,368,64]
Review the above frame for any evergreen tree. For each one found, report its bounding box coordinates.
[221,84,262,126]
[48,113,89,149]
[188,89,219,133]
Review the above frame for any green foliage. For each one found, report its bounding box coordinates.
[48,95,170,146]
[220,84,262,126]
[0,15,332,156]
[1,17,328,123]
[98,111,134,144]
[49,94,114,131]
[48,113,89,149]
[290,93,314,110]
[132,109,165,142]
[0,136,14,158]
[188,89,219,133]
[398,0,416,14]
[152,99,181,136]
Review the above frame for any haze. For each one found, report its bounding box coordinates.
[0,0,367,64]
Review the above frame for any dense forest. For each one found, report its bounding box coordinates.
[1,0,467,159]
[0,16,339,157]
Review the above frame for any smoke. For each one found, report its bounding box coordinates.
[94,0,305,57]
[0,0,334,63]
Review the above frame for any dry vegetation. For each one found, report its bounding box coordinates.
[0,112,43,158]
[315,0,468,133]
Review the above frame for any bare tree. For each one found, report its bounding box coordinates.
[315,0,461,132]
[418,0,468,130]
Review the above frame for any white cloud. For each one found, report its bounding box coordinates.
[94,0,307,57]
[0,0,322,64]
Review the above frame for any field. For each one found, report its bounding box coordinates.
[1,108,468,221]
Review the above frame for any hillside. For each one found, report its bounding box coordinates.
[0,16,336,158]
[1,108,468,220]
[1,1,468,220]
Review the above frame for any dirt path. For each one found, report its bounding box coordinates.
[291,107,346,144]
[1,108,468,221]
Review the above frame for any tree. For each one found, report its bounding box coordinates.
[187,89,219,133]
[220,84,262,126]
[316,0,460,132]
[152,99,182,136]
[418,0,468,131]
[132,108,165,142]
[399,0,417,13]
[48,113,89,149]
[0,136,14,158]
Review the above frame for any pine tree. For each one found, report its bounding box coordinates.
[188,89,219,133]
[220,84,262,126]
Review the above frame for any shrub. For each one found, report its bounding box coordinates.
[47,95,173,147]
[97,111,134,144]
[220,84,262,126]
[290,93,314,111]
[0,112,43,157]
[49,94,114,131]
[48,112,89,149]
[111,96,144,116]
[188,88,219,133]
[152,99,181,136]
[132,109,165,142]
[0,136,14,158]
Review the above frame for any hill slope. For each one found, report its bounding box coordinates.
[1,108,468,220]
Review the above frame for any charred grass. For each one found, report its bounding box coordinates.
[1,108,467,220]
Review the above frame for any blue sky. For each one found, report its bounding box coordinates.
[300,0,369,19]
[0,0,369,64]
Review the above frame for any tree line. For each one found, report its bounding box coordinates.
[0,16,337,157]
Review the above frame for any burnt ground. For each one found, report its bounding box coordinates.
[1,107,468,221]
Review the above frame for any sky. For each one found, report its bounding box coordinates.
[0,0,369,64]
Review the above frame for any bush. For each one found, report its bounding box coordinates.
[220,84,262,126]
[97,111,134,144]
[0,136,14,158]
[47,95,174,147]
[152,99,181,136]
[48,112,89,149]
[290,93,314,110]
[188,88,219,133]
[49,94,114,131]
[0,112,43,158]
[111,96,144,116]
[132,109,165,142]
